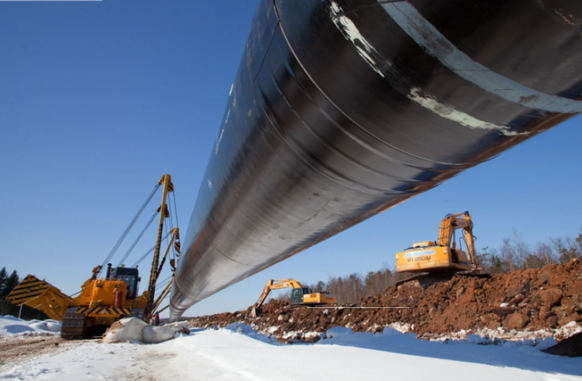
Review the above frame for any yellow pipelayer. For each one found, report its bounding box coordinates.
[7,268,150,339]
[7,174,181,340]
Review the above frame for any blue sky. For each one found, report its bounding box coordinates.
[1,0,581,317]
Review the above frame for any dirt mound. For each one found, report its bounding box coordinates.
[190,259,582,344]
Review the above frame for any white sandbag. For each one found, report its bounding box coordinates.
[143,321,190,344]
[102,318,190,344]
[102,317,148,343]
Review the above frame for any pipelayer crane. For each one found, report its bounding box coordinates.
[7,174,180,339]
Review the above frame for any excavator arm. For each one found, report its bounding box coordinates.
[462,216,476,266]
[437,211,476,268]
[255,280,274,309]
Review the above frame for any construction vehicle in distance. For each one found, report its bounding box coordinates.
[7,174,180,339]
[9,265,149,339]
[395,211,485,287]
[251,279,336,317]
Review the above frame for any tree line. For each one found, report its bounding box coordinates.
[0,267,48,320]
[475,231,582,274]
[276,231,582,305]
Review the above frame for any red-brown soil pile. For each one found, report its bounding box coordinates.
[190,259,582,343]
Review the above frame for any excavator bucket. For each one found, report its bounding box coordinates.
[6,275,74,321]
[250,306,261,318]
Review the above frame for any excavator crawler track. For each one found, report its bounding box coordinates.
[395,273,491,290]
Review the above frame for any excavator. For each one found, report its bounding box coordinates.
[251,279,336,317]
[395,211,486,287]
[7,174,180,339]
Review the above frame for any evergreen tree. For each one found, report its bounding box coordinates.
[2,270,19,298]
[0,271,19,316]
[0,267,7,295]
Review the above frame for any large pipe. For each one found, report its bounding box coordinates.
[170,0,582,319]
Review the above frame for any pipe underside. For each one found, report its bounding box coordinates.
[170,0,582,319]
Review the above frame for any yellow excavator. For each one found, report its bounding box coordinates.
[7,175,180,339]
[395,211,484,286]
[251,279,336,317]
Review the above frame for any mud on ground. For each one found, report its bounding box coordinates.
[190,259,582,344]
[0,334,83,367]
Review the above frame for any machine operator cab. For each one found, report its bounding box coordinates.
[290,287,311,304]
[108,266,140,299]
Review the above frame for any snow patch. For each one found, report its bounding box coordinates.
[0,316,61,336]
[265,325,279,334]
[387,322,412,333]
[221,323,280,345]
[423,321,582,343]
[2,325,581,380]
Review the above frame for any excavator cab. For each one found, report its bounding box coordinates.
[109,267,140,300]
[290,287,311,304]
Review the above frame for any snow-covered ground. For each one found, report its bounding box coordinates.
[1,317,581,381]
[0,315,61,336]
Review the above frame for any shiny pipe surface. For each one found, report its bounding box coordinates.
[170,0,582,319]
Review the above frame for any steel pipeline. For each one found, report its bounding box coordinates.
[170,0,582,319]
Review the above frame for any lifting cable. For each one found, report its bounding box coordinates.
[131,231,172,267]
[166,195,176,235]
[167,193,180,264]
[158,274,173,286]
[155,304,170,315]
[98,182,161,275]
[116,211,158,267]
[156,275,173,290]
[153,280,174,313]
[172,190,179,231]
